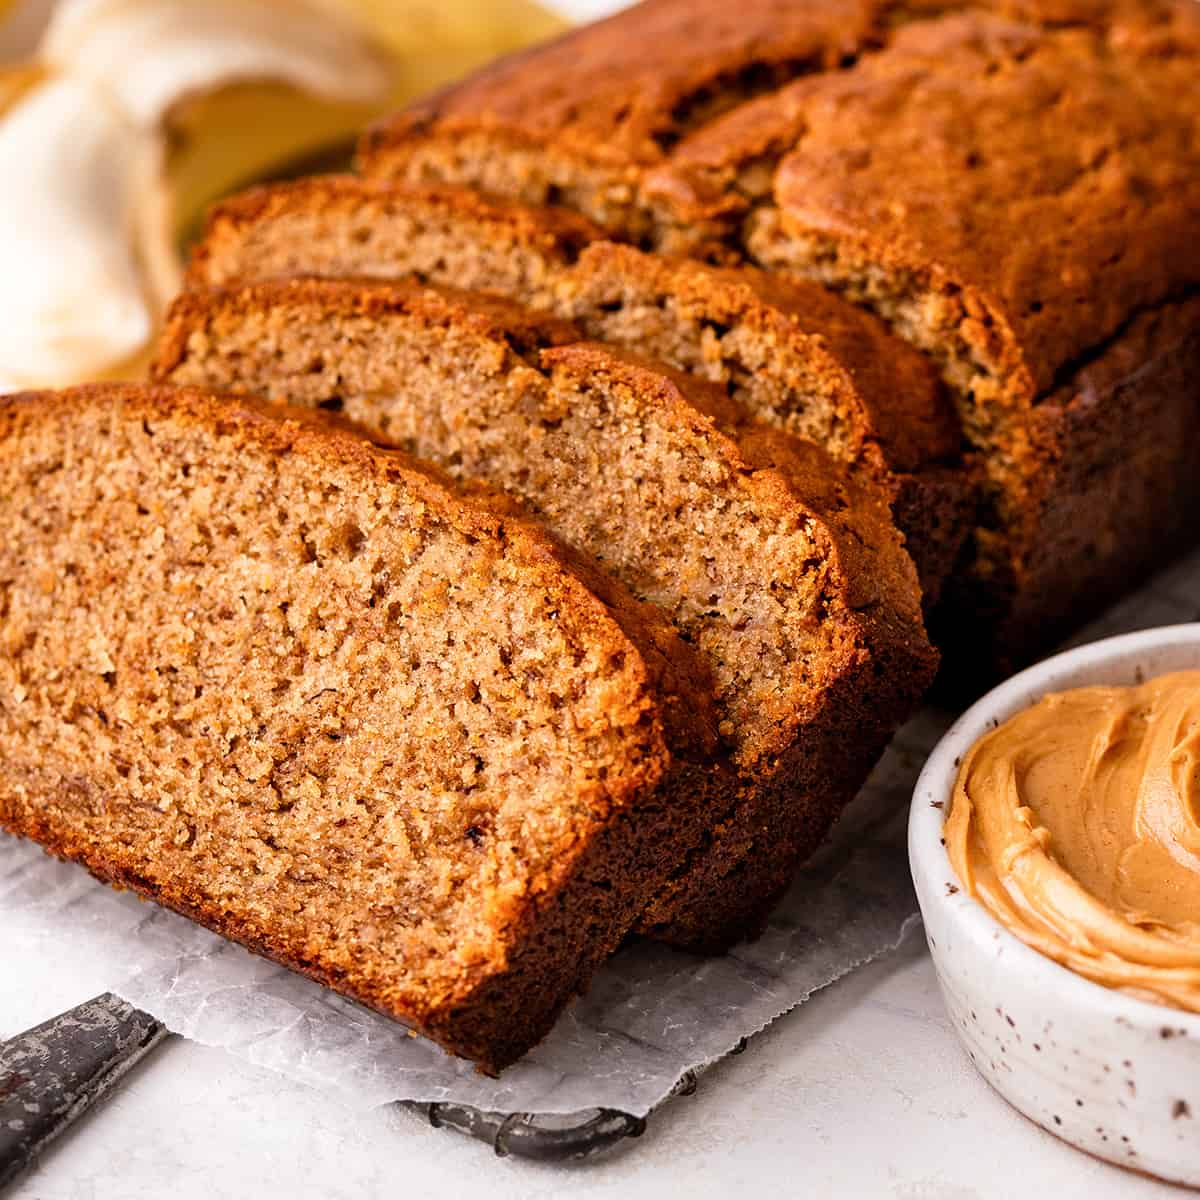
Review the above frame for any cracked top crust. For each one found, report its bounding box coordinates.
[374,0,887,166]
[769,9,1200,401]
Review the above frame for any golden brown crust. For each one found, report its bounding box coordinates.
[354,0,911,246]
[641,1,1199,231]
[0,382,731,1067]
[767,9,1200,402]
[742,9,1200,672]
[363,0,888,169]
[937,295,1200,683]
[369,0,1190,166]
[359,0,1194,249]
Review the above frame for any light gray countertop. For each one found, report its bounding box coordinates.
[1,922,1174,1199]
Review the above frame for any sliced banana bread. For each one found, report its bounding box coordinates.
[358,0,1200,675]
[733,10,1200,673]
[0,382,729,1068]
[154,279,938,948]
[552,242,973,604]
[187,176,954,472]
[185,178,973,601]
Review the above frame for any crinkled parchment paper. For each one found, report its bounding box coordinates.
[3,548,1198,1116]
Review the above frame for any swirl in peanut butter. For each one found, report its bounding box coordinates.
[945,670,1200,1013]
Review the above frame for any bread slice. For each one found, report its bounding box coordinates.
[0,382,729,1069]
[154,278,938,948]
[187,177,953,470]
[187,176,603,304]
[186,177,973,601]
[552,242,973,604]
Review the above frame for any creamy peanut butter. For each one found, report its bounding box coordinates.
[945,670,1200,1013]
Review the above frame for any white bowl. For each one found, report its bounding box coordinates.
[910,625,1200,1187]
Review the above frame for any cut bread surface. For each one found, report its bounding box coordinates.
[551,243,976,604]
[0,383,725,1068]
[187,176,957,474]
[185,176,974,600]
[189,176,603,304]
[156,278,937,946]
[157,278,933,770]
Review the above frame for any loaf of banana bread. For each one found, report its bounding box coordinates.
[11,0,1194,1071]
[0,383,729,1068]
[358,0,1200,677]
[727,9,1200,673]
[154,278,938,947]
[185,177,973,601]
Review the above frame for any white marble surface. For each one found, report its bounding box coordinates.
[2,921,1179,1199]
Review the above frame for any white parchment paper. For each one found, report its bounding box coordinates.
[3,548,1198,1117]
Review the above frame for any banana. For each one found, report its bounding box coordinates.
[0,72,172,390]
[324,0,567,99]
[42,0,394,122]
[0,0,566,390]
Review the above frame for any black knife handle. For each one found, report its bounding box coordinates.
[0,994,658,1180]
[0,993,168,1189]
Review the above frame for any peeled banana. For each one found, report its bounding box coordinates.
[0,0,566,390]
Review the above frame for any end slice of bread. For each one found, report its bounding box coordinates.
[0,382,727,1068]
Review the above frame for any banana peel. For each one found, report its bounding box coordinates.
[0,59,42,111]
[0,71,172,390]
[0,0,567,389]
[164,0,567,240]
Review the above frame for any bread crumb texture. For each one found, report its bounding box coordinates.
[0,383,717,1069]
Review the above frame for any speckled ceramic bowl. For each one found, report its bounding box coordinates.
[910,625,1200,1187]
